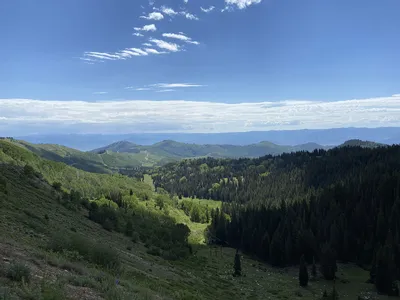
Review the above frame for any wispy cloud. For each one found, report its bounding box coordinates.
[2,95,400,135]
[149,38,180,52]
[155,89,175,93]
[127,83,204,92]
[150,83,204,88]
[82,45,163,62]
[160,6,178,16]
[225,0,262,9]
[140,12,164,20]
[162,33,200,45]
[180,11,199,20]
[142,43,152,47]
[93,92,108,95]
[133,32,144,37]
[144,48,165,54]
[134,24,157,32]
[201,6,215,13]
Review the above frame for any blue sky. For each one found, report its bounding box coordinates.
[1,0,400,135]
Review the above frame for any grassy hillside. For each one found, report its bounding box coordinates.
[0,152,386,299]
[0,139,151,198]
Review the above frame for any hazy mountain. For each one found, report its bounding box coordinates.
[92,140,329,159]
[16,127,400,151]
[338,139,385,148]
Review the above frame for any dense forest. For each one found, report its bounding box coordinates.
[150,146,400,295]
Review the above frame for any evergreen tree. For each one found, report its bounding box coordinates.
[320,244,337,280]
[299,254,309,287]
[233,249,242,276]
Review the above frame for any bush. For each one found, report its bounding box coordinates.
[6,261,31,282]
[131,232,139,243]
[146,247,161,257]
[47,232,120,271]
[52,181,62,191]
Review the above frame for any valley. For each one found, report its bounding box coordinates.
[0,138,398,299]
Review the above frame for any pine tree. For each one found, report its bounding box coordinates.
[320,244,337,280]
[299,254,309,287]
[233,249,241,276]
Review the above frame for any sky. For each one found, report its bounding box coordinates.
[1,0,400,135]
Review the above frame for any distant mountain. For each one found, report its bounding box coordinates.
[16,127,400,150]
[92,139,329,159]
[338,139,385,148]
[4,138,385,175]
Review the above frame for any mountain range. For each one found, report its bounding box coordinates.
[16,127,400,151]
[1,138,383,175]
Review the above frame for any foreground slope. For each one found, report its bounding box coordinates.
[0,165,385,300]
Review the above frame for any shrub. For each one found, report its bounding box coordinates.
[6,261,31,282]
[131,232,139,243]
[146,247,161,257]
[47,232,120,271]
[52,181,62,191]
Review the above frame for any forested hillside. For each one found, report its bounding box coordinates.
[150,145,400,295]
[93,139,329,159]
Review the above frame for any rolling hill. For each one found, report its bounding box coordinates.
[1,138,385,178]
[92,139,330,159]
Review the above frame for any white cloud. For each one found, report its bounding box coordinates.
[140,12,164,20]
[151,83,204,88]
[134,24,157,31]
[83,52,123,60]
[135,88,152,91]
[127,48,149,56]
[2,95,400,135]
[201,6,215,13]
[144,48,165,54]
[180,12,199,20]
[160,6,178,16]
[149,38,180,52]
[162,33,200,45]
[156,89,175,93]
[93,92,108,95]
[82,45,164,62]
[133,33,144,37]
[225,0,262,9]
[142,43,152,47]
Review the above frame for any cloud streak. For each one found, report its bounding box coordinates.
[162,33,200,45]
[149,38,180,52]
[134,24,157,31]
[1,95,400,135]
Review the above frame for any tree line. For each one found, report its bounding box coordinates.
[151,145,400,295]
